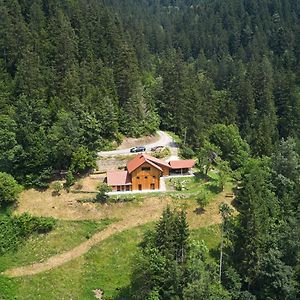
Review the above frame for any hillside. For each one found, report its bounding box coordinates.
[0,0,300,185]
[0,1,299,299]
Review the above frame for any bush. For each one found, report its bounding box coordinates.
[95,183,112,204]
[171,179,189,191]
[70,146,96,174]
[0,213,56,255]
[64,169,75,188]
[52,182,62,195]
[180,145,195,159]
[0,172,22,208]
[196,191,209,211]
[152,147,171,159]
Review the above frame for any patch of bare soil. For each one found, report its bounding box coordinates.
[96,157,131,173]
[117,133,159,150]
[93,289,104,300]
[73,176,105,192]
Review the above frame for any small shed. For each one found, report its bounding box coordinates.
[106,171,132,191]
[169,159,195,174]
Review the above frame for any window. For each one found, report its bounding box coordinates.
[142,167,150,171]
[117,186,120,191]
[145,176,148,179]
[137,176,140,180]
[153,176,156,179]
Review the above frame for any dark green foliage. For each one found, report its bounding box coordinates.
[207,124,250,170]
[70,146,96,174]
[131,207,228,299]
[225,157,299,299]
[180,144,195,159]
[95,183,112,204]
[0,213,56,255]
[0,0,299,298]
[196,191,209,212]
[0,172,22,207]
[65,169,75,188]
[0,0,300,187]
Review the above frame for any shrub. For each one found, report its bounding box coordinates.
[171,179,188,191]
[152,147,171,159]
[95,183,112,204]
[180,145,195,159]
[0,213,56,255]
[52,182,62,195]
[0,172,22,207]
[70,146,96,174]
[196,191,209,211]
[65,169,75,188]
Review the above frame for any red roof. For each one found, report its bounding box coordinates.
[127,154,169,173]
[143,153,170,168]
[106,171,131,186]
[169,159,195,169]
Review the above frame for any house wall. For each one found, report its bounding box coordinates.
[161,165,170,176]
[111,185,132,192]
[131,162,161,190]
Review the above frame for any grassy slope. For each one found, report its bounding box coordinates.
[0,223,220,300]
[0,219,114,273]
[0,168,228,299]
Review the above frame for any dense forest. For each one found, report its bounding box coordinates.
[0,1,300,298]
[1,0,300,186]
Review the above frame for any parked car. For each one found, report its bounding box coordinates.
[130,146,146,153]
[151,145,164,152]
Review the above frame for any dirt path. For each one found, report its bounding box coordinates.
[98,131,175,156]
[3,190,234,278]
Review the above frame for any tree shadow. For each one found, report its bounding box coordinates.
[194,207,205,215]
[209,246,220,261]
[193,172,210,182]
[51,191,60,197]
[115,285,132,300]
[33,186,48,192]
[204,183,222,194]
[0,202,16,215]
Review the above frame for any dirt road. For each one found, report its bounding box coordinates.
[98,131,178,157]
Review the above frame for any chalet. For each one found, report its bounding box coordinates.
[106,153,195,192]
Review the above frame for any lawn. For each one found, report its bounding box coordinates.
[165,170,222,198]
[0,219,115,273]
[0,223,220,300]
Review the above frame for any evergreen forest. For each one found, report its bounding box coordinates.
[0,0,300,299]
[1,0,300,185]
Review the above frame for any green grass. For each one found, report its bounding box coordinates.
[165,170,222,201]
[0,222,220,300]
[190,225,220,250]
[0,219,114,273]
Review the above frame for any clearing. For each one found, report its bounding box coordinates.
[4,182,234,277]
[0,169,236,299]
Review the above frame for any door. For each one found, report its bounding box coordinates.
[138,184,142,191]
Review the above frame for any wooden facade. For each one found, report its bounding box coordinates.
[106,154,195,192]
[110,184,132,192]
[161,165,170,177]
[131,162,161,191]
